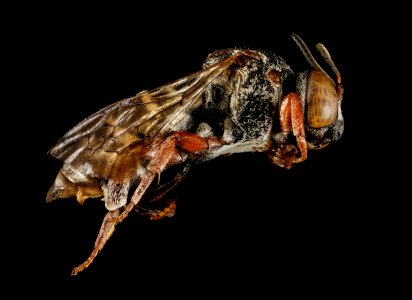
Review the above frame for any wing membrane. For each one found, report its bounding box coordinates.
[48,51,255,178]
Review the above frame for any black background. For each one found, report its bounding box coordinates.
[7,3,405,297]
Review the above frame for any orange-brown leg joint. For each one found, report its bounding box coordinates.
[279,95,292,133]
[289,93,307,163]
[173,132,210,153]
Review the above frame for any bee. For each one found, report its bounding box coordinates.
[46,33,344,275]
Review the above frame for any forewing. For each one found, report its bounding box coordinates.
[49,51,254,179]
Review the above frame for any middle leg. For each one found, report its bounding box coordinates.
[114,132,222,223]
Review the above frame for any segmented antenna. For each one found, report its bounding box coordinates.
[316,43,341,84]
[291,33,333,83]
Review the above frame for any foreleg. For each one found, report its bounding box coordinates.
[272,92,307,169]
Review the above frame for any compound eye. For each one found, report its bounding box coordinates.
[306,70,338,128]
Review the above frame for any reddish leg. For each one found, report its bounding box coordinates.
[115,132,221,223]
[71,132,221,275]
[137,200,177,221]
[272,92,307,169]
[71,208,120,276]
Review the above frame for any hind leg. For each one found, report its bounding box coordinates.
[71,208,120,276]
[71,132,221,275]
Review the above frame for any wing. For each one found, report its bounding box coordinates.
[48,51,257,179]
